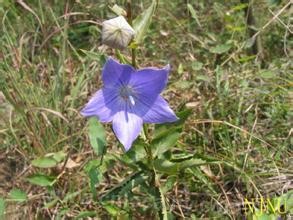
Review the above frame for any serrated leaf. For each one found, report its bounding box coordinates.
[88,117,106,156]
[100,171,147,201]
[170,152,193,162]
[88,167,101,200]
[154,109,192,140]
[161,176,177,193]
[154,159,178,174]
[133,0,157,44]
[31,157,58,168]
[210,44,232,54]
[179,158,206,170]
[152,132,180,157]
[123,142,146,164]
[26,174,55,186]
[8,188,27,202]
[154,157,207,175]
[158,186,168,220]
[187,167,217,194]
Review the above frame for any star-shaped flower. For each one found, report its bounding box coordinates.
[81,58,178,151]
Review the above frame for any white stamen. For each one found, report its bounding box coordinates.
[129,95,135,106]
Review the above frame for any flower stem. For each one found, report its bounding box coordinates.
[131,48,136,68]
[143,124,153,164]
[126,0,137,68]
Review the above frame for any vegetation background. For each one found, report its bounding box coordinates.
[0,0,292,219]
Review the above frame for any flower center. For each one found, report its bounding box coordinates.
[119,86,136,106]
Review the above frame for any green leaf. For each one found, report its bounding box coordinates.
[51,151,66,163]
[153,109,192,140]
[44,198,59,209]
[191,61,203,71]
[75,211,96,219]
[109,4,126,16]
[158,186,168,220]
[26,174,55,187]
[100,171,147,201]
[133,0,157,44]
[123,142,146,164]
[186,167,217,194]
[179,158,206,170]
[239,55,256,63]
[187,4,201,27]
[56,208,69,219]
[174,81,193,89]
[63,190,84,203]
[196,74,210,82]
[258,70,275,79]
[102,202,120,216]
[244,38,255,48]
[8,188,27,202]
[31,157,58,168]
[80,49,101,61]
[161,176,177,193]
[154,159,178,174]
[210,44,232,54]
[31,151,66,168]
[177,63,184,75]
[152,132,180,157]
[154,157,207,175]
[231,3,248,11]
[88,167,100,200]
[0,197,5,218]
[88,117,106,156]
[170,152,193,162]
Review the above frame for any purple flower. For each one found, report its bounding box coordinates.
[81,58,178,151]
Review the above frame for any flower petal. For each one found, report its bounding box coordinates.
[129,64,170,102]
[102,58,135,87]
[80,88,118,122]
[142,96,178,123]
[112,109,143,151]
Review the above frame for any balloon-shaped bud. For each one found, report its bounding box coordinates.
[102,16,135,50]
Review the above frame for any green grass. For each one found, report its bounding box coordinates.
[0,0,292,219]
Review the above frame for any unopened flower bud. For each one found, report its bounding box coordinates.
[102,16,135,50]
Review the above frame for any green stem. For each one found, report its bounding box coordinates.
[143,125,165,220]
[126,0,137,68]
[132,48,137,68]
[143,124,152,165]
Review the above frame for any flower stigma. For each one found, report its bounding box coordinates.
[119,86,136,106]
